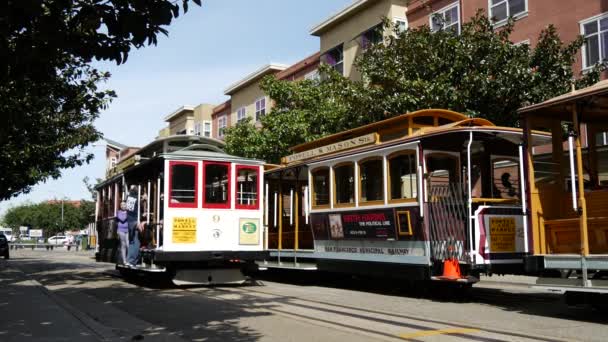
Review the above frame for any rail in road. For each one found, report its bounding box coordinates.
[180,283,568,342]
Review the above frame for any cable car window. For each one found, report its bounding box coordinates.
[169,161,197,208]
[236,166,259,209]
[334,163,355,206]
[359,158,383,203]
[389,152,417,201]
[311,168,330,207]
[204,162,230,208]
[491,158,520,200]
[426,154,459,186]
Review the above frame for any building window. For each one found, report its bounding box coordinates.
[430,2,460,34]
[203,121,211,137]
[361,24,383,49]
[393,17,408,33]
[203,162,230,209]
[255,97,266,121]
[333,163,355,206]
[169,161,198,208]
[304,69,320,81]
[388,152,417,202]
[582,13,608,69]
[311,167,330,208]
[235,165,259,209]
[359,158,384,204]
[218,116,227,137]
[489,0,527,24]
[110,157,117,169]
[323,45,344,75]
[237,107,247,123]
[194,122,201,136]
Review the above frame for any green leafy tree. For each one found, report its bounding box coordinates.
[225,12,603,163]
[2,200,95,236]
[1,0,201,201]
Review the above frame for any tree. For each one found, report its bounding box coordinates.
[225,12,603,163]
[2,200,95,236]
[1,0,201,201]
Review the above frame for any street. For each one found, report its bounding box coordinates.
[0,250,606,342]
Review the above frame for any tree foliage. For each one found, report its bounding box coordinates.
[2,200,95,236]
[1,0,201,200]
[225,12,603,163]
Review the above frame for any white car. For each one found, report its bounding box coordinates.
[47,236,69,245]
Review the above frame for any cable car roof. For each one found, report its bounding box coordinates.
[518,80,608,122]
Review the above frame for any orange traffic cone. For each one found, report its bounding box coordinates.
[442,258,462,279]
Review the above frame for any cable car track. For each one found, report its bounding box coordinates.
[180,284,568,342]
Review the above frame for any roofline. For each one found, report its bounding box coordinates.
[164,105,196,122]
[224,63,289,95]
[310,0,373,36]
[212,100,231,115]
[276,52,321,80]
[103,138,127,150]
[518,80,608,114]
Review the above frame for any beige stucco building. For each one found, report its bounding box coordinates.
[157,103,216,139]
[224,64,288,128]
[311,0,408,81]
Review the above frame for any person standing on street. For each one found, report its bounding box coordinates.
[125,185,140,267]
[116,202,129,264]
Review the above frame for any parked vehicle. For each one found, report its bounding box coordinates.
[0,234,9,259]
[47,235,69,245]
[0,228,14,242]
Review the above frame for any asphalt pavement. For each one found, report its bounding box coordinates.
[1,250,607,341]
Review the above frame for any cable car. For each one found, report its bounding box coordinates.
[95,135,267,285]
[263,109,551,284]
[520,81,608,308]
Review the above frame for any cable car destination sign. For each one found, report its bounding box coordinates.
[282,133,377,164]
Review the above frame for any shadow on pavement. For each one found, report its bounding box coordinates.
[2,254,271,342]
[254,268,608,325]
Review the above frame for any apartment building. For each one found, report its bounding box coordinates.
[406,0,608,76]
[212,52,321,140]
[223,64,288,132]
[211,100,231,139]
[310,0,409,81]
[157,103,215,139]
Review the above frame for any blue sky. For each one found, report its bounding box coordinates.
[0,0,353,218]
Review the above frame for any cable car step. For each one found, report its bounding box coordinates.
[116,263,167,273]
[258,260,318,270]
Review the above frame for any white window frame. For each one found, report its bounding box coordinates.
[304,69,320,81]
[202,120,212,137]
[218,116,227,138]
[514,39,530,46]
[110,157,117,169]
[429,2,461,34]
[488,0,529,27]
[580,12,608,70]
[393,17,408,33]
[237,107,247,122]
[194,122,201,136]
[255,97,266,121]
[323,44,344,75]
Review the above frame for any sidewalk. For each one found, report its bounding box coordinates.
[0,260,105,341]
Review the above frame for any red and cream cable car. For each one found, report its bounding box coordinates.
[95,135,267,285]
